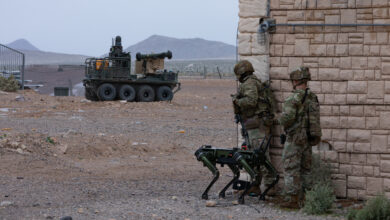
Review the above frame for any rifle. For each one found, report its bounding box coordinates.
[234,114,250,149]
[194,136,279,204]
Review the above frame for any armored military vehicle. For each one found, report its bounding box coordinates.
[83,36,180,102]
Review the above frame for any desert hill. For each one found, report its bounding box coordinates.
[6,39,40,51]
[125,35,236,60]
[5,39,89,65]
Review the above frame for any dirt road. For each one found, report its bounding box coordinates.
[0,79,342,219]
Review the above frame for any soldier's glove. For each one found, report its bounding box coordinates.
[280,134,286,145]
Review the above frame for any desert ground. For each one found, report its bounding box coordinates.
[0,76,345,219]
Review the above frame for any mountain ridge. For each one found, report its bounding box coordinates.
[6,39,41,51]
[125,35,236,60]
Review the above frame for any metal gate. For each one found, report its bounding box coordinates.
[0,44,25,89]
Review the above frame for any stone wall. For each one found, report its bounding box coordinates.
[238,0,390,199]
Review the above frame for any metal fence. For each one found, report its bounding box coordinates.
[0,44,25,89]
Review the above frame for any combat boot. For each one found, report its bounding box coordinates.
[280,195,300,209]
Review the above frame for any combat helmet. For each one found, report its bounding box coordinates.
[234,60,254,78]
[290,66,311,82]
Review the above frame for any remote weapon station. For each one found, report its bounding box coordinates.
[83,36,180,102]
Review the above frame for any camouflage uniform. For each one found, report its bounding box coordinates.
[233,60,274,188]
[279,67,319,204]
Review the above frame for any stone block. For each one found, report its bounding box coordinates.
[334,94,346,104]
[288,57,303,72]
[380,112,390,129]
[378,32,388,44]
[294,39,310,56]
[351,57,367,69]
[238,33,251,55]
[287,11,305,20]
[324,33,338,43]
[318,58,333,67]
[334,142,347,151]
[369,46,380,56]
[340,70,354,80]
[347,94,358,104]
[318,68,339,80]
[333,82,347,94]
[239,0,267,17]
[350,106,363,116]
[364,33,377,44]
[348,188,358,199]
[385,178,390,191]
[350,153,367,165]
[356,0,372,7]
[371,135,388,152]
[381,160,390,173]
[367,177,383,195]
[354,143,370,152]
[322,81,332,93]
[333,180,347,198]
[367,81,385,99]
[336,44,349,56]
[352,165,364,175]
[366,117,380,129]
[349,44,363,56]
[321,116,340,128]
[386,95,390,104]
[310,44,327,57]
[382,62,390,75]
[364,70,375,80]
[333,129,347,141]
[317,0,332,8]
[283,45,295,56]
[363,166,374,176]
[340,106,349,115]
[239,17,259,33]
[373,8,388,19]
[372,0,388,7]
[348,129,370,142]
[348,176,366,189]
[341,9,356,24]
[347,81,367,94]
[272,34,285,44]
[348,117,365,129]
[381,45,390,56]
[367,154,380,166]
[384,82,390,94]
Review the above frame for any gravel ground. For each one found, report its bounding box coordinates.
[0,79,345,220]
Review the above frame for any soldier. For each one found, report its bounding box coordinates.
[232,60,276,195]
[279,66,321,208]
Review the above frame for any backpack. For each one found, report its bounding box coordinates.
[302,89,322,146]
[256,80,276,126]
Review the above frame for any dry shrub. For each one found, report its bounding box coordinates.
[303,183,335,215]
[347,194,390,220]
[0,75,19,92]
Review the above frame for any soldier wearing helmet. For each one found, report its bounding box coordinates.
[279,66,321,209]
[232,60,276,196]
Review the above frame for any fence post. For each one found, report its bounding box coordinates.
[216,66,222,79]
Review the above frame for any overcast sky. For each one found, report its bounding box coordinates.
[1,0,239,56]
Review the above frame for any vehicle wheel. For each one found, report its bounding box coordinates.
[137,85,155,102]
[119,84,136,101]
[85,88,99,101]
[97,83,116,101]
[156,86,173,101]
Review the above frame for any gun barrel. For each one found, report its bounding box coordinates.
[136,50,172,61]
